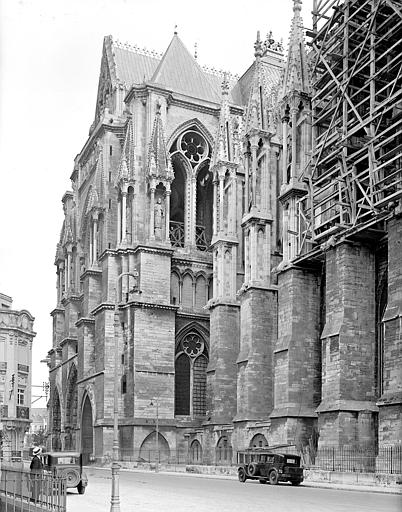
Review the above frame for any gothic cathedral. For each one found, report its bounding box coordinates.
[48,0,402,465]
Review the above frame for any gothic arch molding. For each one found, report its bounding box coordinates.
[167,118,214,150]
[175,321,209,353]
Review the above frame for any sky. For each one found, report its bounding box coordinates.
[0,0,314,408]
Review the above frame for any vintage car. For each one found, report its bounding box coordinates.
[237,449,303,486]
[42,452,88,494]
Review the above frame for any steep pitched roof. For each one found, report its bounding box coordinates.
[150,34,222,104]
[98,35,244,110]
[282,0,310,97]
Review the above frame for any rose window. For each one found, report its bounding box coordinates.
[179,131,207,165]
[182,333,204,357]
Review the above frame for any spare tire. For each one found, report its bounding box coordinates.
[63,468,80,488]
[248,462,259,477]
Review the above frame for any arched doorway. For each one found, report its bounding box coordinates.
[139,432,170,463]
[216,436,232,465]
[81,395,93,465]
[190,440,202,464]
[249,433,268,449]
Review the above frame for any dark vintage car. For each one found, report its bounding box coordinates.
[42,452,88,494]
[237,449,303,486]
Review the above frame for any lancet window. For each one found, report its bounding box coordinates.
[175,330,208,417]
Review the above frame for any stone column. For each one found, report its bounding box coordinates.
[149,187,155,240]
[218,171,225,234]
[291,107,298,180]
[165,187,171,242]
[250,142,258,208]
[244,151,249,213]
[117,196,122,244]
[282,116,289,185]
[92,215,98,263]
[121,191,127,243]
[213,178,218,236]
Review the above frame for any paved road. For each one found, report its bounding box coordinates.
[66,468,402,512]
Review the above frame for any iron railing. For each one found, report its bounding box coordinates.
[0,466,66,512]
[169,221,210,251]
[308,445,402,474]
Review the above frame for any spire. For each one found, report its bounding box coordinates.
[212,73,235,166]
[282,0,310,97]
[147,100,172,180]
[115,115,135,187]
[254,31,263,58]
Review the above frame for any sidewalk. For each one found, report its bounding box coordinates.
[91,463,402,495]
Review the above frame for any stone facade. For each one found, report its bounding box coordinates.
[0,293,35,461]
[47,0,401,465]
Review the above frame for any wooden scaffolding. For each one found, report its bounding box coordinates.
[297,0,402,255]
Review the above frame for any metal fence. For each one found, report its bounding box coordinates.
[118,449,233,466]
[0,466,66,512]
[311,446,402,474]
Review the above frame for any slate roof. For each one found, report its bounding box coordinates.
[108,35,243,107]
[105,34,284,110]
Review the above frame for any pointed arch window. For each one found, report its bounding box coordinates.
[175,331,208,417]
[169,126,212,250]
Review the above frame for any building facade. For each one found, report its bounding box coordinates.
[0,293,35,461]
[48,0,401,465]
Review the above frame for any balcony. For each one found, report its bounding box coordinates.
[169,222,209,251]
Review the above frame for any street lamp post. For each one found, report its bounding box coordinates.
[110,270,139,512]
[150,398,159,472]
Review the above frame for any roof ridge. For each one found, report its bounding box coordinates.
[113,38,163,60]
[202,65,239,82]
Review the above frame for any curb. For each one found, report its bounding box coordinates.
[88,465,402,494]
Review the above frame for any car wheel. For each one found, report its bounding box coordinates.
[77,482,86,494]
[291,480,301,486]
[248,462,259,477]
[269,470,279,485]
[64,469,80,488]
[238,468,247,483]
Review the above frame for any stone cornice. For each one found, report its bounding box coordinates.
[316,400,379,414]
[91,303,115,316]
[59,336,78,348]
[61,294,82,307]
[278,180,308,203]
[0,325,36,337]
[176,309,209,320]
[270,406,318,419]
[75,317,95,327]
[241,209,273,227]
[50,307,65,317]
[133,244,174,257]
[121,300,179,312]
[126,83,221,115]
[80,268,102,280]
[172,255,213,269]
[210,235,239,248]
